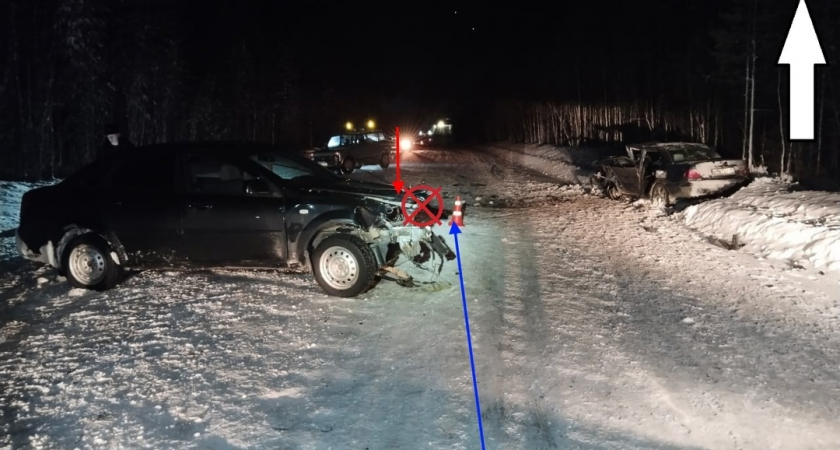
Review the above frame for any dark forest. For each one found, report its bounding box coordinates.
[1,0,837,186]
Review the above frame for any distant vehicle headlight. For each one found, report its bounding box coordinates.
[400,138,413,151]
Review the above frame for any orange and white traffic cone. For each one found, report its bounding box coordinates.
[449,196,464,227]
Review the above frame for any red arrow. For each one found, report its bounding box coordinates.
[392,126,405,193]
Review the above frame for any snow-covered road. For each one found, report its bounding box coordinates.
[2,147,839,449]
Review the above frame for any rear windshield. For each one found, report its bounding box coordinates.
[667,145,721,162]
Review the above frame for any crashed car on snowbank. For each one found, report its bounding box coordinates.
[591,142,749,207]
[16,142,455,297]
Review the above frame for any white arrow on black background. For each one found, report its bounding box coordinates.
[778,0,827,141]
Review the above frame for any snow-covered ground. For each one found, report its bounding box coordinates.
[2,145,840,449]
[682,177,840,274]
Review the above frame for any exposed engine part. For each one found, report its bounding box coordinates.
[380,266,415,287]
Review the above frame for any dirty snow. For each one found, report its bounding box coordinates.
[683,177,840,273]
[1,146,840,449]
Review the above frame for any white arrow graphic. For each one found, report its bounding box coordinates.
[778,0,827,140]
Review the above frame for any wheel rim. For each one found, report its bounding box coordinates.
[68,244,107,285]
[607,184,622,200]
[319,246,359,290]
[652,186,667,207]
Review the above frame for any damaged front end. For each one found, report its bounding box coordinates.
[349,198,456,286]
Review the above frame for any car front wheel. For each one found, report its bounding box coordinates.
[61,233,121,291]
[341,157,355,174]
[379,152,390,168]
[312,234,377,297]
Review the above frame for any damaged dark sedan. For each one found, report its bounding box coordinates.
[591,142,750,207]
[15,142,455,297]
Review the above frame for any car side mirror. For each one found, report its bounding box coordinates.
[245,179,272,195]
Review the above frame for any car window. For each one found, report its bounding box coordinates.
[341,135,356,146]
[186,154,259,196]
[106,154,177,193]
[327,135,341,148]
[668,146,721,162]
[365,132,386,142]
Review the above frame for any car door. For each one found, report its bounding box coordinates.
[360,133,380,164]
[615,148,645,196]
[609,157,640,195]
[181,152,287,265]
[99,153,185,266]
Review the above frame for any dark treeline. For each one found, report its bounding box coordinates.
[482,0,839,185]
[0,0,301,181]
[3,0,840,185]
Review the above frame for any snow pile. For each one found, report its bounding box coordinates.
[1,180,57,260]
[683,177,840,272]
[483,142,615,186]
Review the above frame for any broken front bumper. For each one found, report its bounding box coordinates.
[16,229,56,266]
[360,222,456,277]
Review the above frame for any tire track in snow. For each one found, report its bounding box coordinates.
[464,210,565,445]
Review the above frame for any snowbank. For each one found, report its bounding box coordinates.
[1,180,57,260]
[483,142,616,186]
[683,177,840,272]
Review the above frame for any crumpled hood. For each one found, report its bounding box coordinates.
[304,178,403,204]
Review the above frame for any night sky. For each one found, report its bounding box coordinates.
[177,0,724,104]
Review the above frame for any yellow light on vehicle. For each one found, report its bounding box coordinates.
[367,120,375,129]
[437,120,445,128]
[345,122,353,130]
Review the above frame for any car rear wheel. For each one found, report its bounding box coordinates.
[379,152,390,168]
[312,234,377,297]
[341,157,355,174]
[650,182,670,208]
[61,233,121,291]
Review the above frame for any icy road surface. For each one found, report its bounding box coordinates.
[2,147,840,450]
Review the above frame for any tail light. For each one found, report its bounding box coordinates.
[685,168,703,180]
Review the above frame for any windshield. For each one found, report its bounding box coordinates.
[251,152,342,183]
[666,145,721,162]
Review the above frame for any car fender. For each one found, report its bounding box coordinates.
[292,210,362,266]
[54,223,128,270]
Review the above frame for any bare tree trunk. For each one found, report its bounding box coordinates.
[778,70,787,177]
[816,70,826,177]
[742,56,750,160]
[747,42,757,170]
[830,76,840,174]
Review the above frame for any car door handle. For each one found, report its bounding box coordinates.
[189,203,213,210]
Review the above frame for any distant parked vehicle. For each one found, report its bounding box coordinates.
[304,130,393,174]
[591,142,749,207]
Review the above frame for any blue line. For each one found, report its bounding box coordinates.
[453,233,487,450]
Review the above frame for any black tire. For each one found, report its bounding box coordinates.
[341,157,355,174]
[606,183,623,200]
[61,233,121,291]
[379,152,390,168]
[650,182,671,207]
[311,234,377,297]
